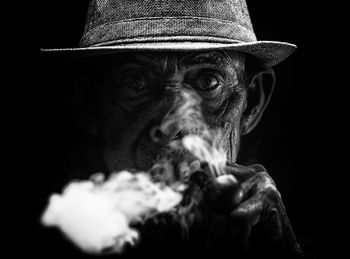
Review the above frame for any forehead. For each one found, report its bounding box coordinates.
[108,50,245,69]
[140,51,243,64]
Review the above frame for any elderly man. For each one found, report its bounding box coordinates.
[39,0,305,258]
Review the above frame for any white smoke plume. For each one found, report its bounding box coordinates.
[41,89,233,255]
[41,171,184,254]
[154,90,227,177]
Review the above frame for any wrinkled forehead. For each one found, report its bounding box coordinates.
[107,50,246,71]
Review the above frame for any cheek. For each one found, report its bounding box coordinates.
[100,80,161,135]
[110,86,156,114]
[202,88,247,129]
[98,96,167,171]
[101,100,157,144]
[201,90,246,161]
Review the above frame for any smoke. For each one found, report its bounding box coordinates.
[41,89,232,255]
[41,171,184,254]
[151,90,227,177]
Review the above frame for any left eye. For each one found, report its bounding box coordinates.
[194,74,220,91]
[124,74,148,90]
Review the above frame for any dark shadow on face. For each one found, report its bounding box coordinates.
[89,51,248,173]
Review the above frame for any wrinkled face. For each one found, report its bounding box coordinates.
[95,51,247,172]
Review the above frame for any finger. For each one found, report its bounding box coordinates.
[230,195,264,227]
[226,162,267,173]
[213,196,262,258]
[251,207,283,244]
[244,193,304,258]
[224,163,267,185]
[204,196,264,258]
[240,170,278,202]
[231,188,291,250]
[225,162,255,180]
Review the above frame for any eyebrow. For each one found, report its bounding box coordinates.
[116,51,233,69]
[121,54,159,67]
[181,51,232,67]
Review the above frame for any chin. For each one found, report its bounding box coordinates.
[133,133,161,171]
[134,147,159,171]
[103,147,156,174]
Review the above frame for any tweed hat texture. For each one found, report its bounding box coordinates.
[43,0,297,68]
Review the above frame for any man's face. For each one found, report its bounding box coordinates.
[95,51,247,172]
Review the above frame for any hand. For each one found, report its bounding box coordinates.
[202,162,305,259]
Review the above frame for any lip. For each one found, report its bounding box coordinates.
[134,132,163,171]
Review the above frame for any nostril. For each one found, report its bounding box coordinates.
[155,129,164,139]
[174,131,183,140]
[150,126,185,143]
[150,127,165,142]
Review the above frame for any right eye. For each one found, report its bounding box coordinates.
[194,73,221,91]
[123,74,149,91]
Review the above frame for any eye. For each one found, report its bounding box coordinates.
[123,74,148,90]
[194,73,221,91]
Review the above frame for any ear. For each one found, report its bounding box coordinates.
[241,68,276,135]
[71,74,99,136]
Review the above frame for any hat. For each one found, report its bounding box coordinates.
[42,0,296,67]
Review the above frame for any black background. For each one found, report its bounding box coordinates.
[14,0,345,258]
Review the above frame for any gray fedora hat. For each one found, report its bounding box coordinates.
[43,0,296,68]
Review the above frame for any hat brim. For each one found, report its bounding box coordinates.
[41,40,296,68]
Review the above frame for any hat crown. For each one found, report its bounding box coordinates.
[80,0,257,47]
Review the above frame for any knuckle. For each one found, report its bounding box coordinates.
[253,172,282,202]
[256,171,278,192]
[264,187,282,203]
[233,164,282,204]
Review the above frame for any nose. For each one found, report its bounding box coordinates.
[161,54,184,90]
[164,80,182,92]
[162,74,185,111]
[150,91,187,144]
[162,71,184,92]
[150,125,184,143]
